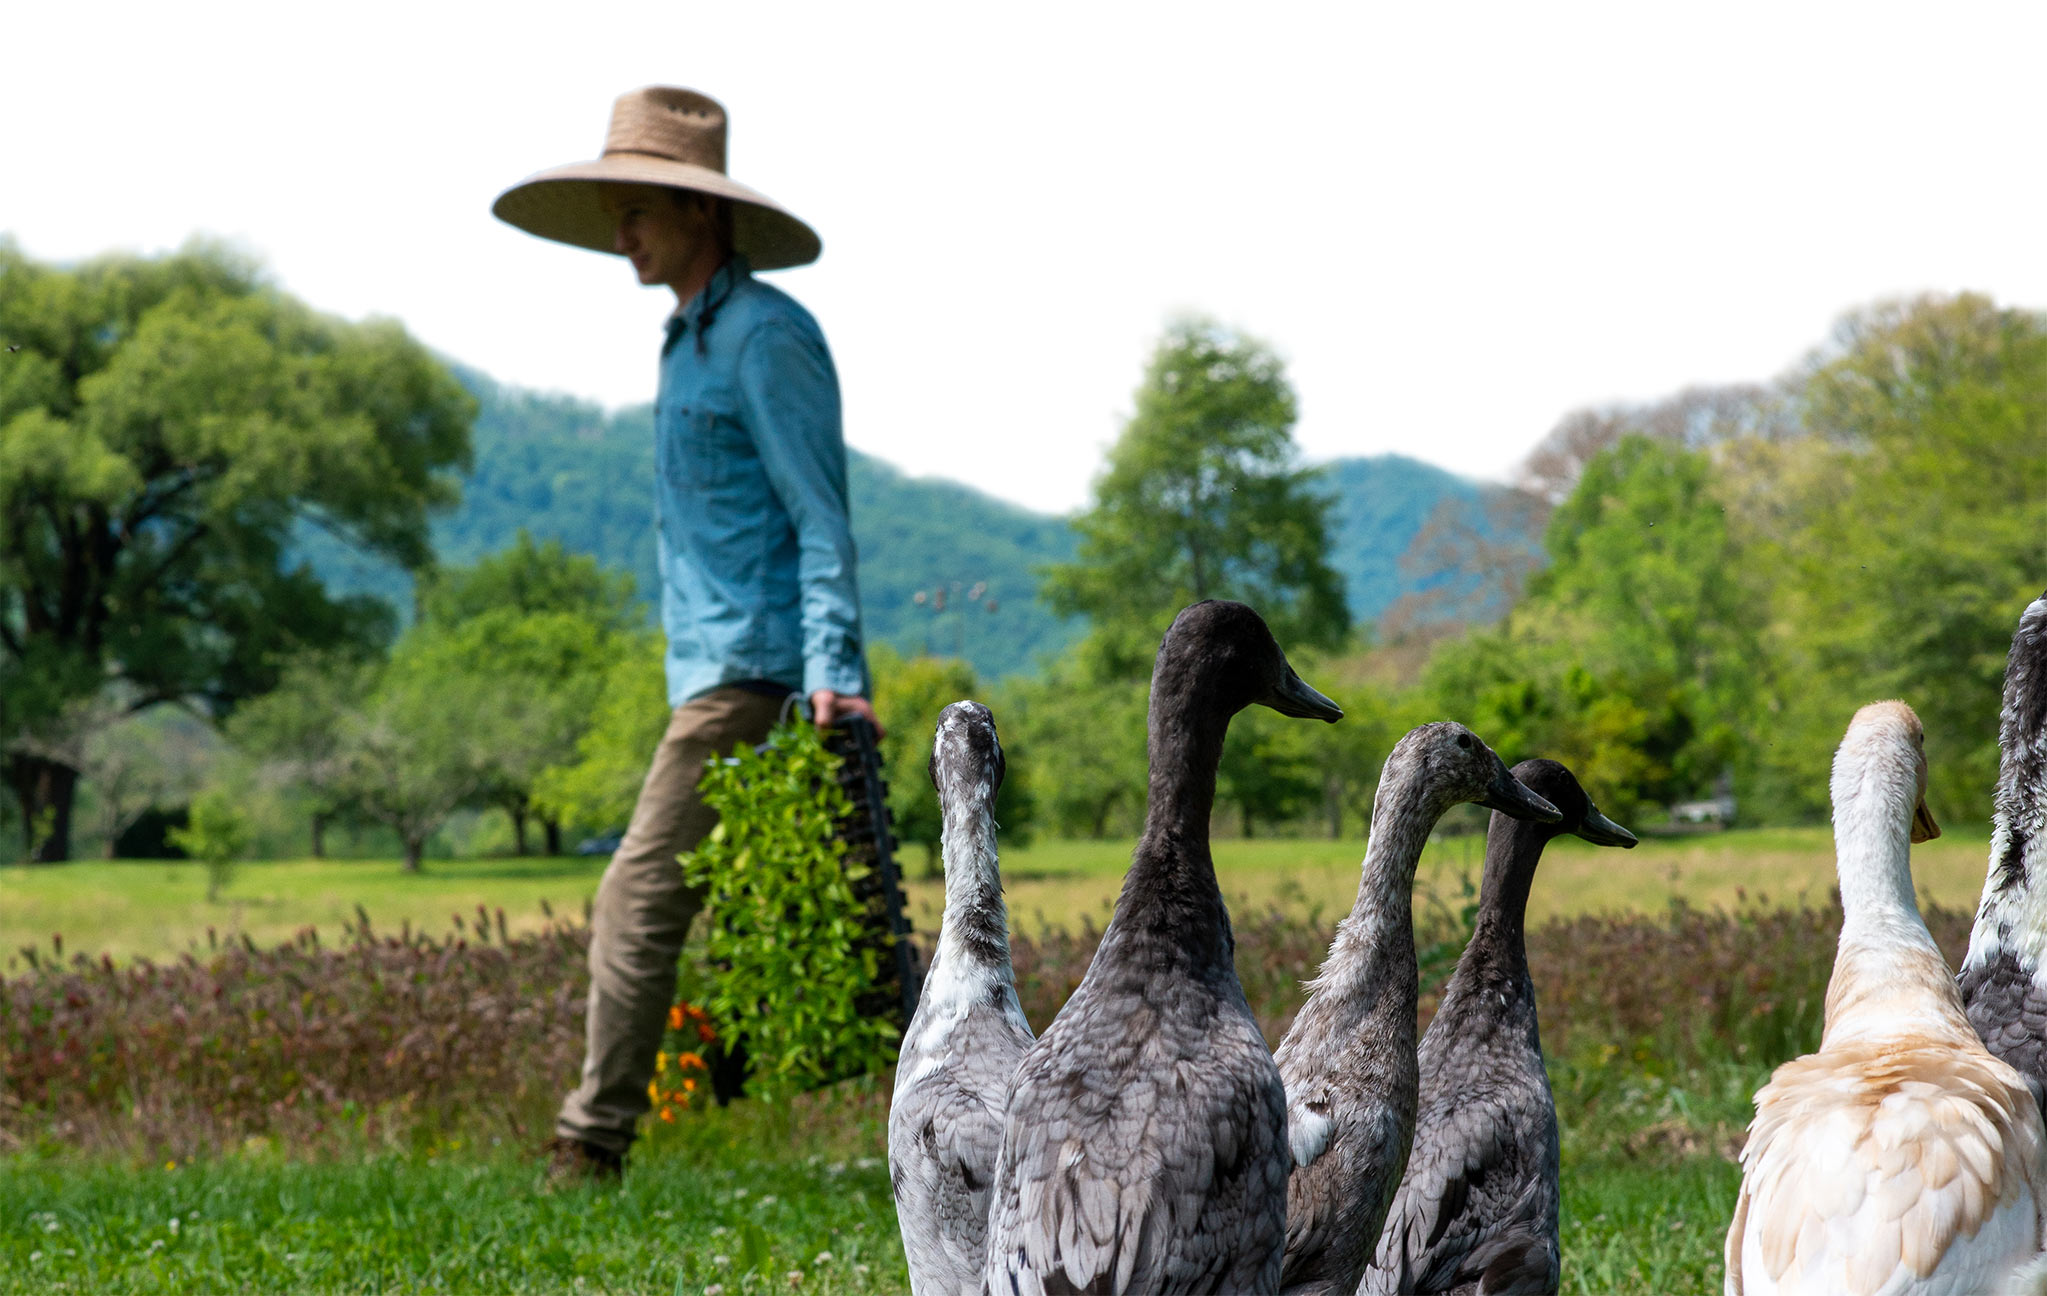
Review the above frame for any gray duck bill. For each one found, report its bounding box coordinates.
[1267,671,1343,723]
[1479,765,1563,823]
[1574,805,1639,848]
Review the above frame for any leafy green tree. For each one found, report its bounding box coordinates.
[168,788,249,902]
[0,240,473,859]
[529,635,668,838]
[1043,317,1350,678]
[1217,707,1323,837]
[1419,436,1762,821]
[417,529,638,632]
[226,652,373,857]
[1789,293,2047,819]
[337,628,504,872]
[869,647,980,874]
[413,537,642,854]
[1005,668,1149,839]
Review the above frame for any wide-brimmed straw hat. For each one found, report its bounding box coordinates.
[492,87,820,271]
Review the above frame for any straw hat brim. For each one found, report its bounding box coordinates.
[492,155,821,271]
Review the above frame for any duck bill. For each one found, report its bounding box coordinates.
[1574,804,1639,849]
[1911,796,1941,844]
[1479,762,1562,823]
[1267,670,1343,723]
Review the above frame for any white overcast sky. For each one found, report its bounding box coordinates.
[6,1,2045,513]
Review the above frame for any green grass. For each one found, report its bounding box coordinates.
[0,1124,1735,1295]
[0,1149,903,1295]
[1560,1155,1738,1295]
[1,825,1994,964]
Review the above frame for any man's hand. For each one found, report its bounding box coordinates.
[810,690,885,740]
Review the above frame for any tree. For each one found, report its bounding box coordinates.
[336,629,501,873]
[1042,317,1350,678]
[417,529,638,632]
[0,240,474,859]
[1784,293,2047,819]
[869,647,987,875]
[1005,667,1149,839]
[416,535,642,855]
[226,652,372,858]
[1418,436,1764,821]
[529,634,668,838]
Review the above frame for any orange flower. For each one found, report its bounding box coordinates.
[682,1078,697,1093]
[676,1052,706,1072]
[647,1080,661,1102]
[696,1022,717,1043]
[659,1107,676,1123]
[667,1005,685,1031]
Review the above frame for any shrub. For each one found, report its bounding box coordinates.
[167,789,248,902]
[679,722,904,1101]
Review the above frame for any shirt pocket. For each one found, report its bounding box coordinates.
[686,404,755,495]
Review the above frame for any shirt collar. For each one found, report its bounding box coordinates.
[664,254,752,340]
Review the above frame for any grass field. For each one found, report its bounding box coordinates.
[0,1093,1736,1296]
[3,827,1989,1294]
[1,824,1994,964]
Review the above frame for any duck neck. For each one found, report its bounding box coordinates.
[1826,782,1959,1039]
[1833,794,1931,948]
[1990,602,2047,894]
[1326,761,1438,996]
[1466,816,1550,981]
[1118,678,1232,953]
[935,798,1012,983]
[1965,600,2047,974]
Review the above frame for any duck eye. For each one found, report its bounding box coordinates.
[1455,733,1472,751]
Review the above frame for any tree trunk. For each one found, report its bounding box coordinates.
[508,802,529,857]
[1241,803,1256,839]
[402,834,425,873]
[7,754,79,863]
[310,811,327,860]
[542,816,562,857]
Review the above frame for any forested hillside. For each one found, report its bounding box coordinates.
[301,367,1520,679]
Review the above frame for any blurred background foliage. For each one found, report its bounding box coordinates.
[0,242,2041,865]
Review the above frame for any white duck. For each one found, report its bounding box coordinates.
[888,701,1033,1296]
[1724,700,2047,1296]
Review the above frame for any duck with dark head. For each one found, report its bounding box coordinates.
[982,600,1342,1295]
[1363,758,1637,1296]
[1276,722,1562,1296]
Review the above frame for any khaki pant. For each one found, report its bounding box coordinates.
[555,687,788,1152]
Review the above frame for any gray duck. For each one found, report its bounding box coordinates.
[982,600,1342,1295]
[1275,723,1560,1296]
[1360,758,1636,1296]
[1960,588,2047,1115]
[889,701,1033,1296]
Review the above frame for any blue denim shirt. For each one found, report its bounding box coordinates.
[653,257,868,705]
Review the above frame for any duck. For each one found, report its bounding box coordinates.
[1959,589,2047,1116]
[889,701,1034,1296]
[981,600,1343,1295]
[1276,723,1562,1296]
[1360,758,1637,1296]
[1724,700,2047,1296]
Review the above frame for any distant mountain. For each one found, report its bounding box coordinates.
[299,369,1535,680]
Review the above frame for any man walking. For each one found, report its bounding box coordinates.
[493,86,877,1180]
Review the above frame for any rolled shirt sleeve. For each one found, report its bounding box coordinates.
[736,320,869,699]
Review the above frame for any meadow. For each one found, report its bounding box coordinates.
[1,825,1997,1294]
[0,824,1994,964]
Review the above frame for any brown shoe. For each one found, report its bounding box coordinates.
[542,1136,625,1188]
